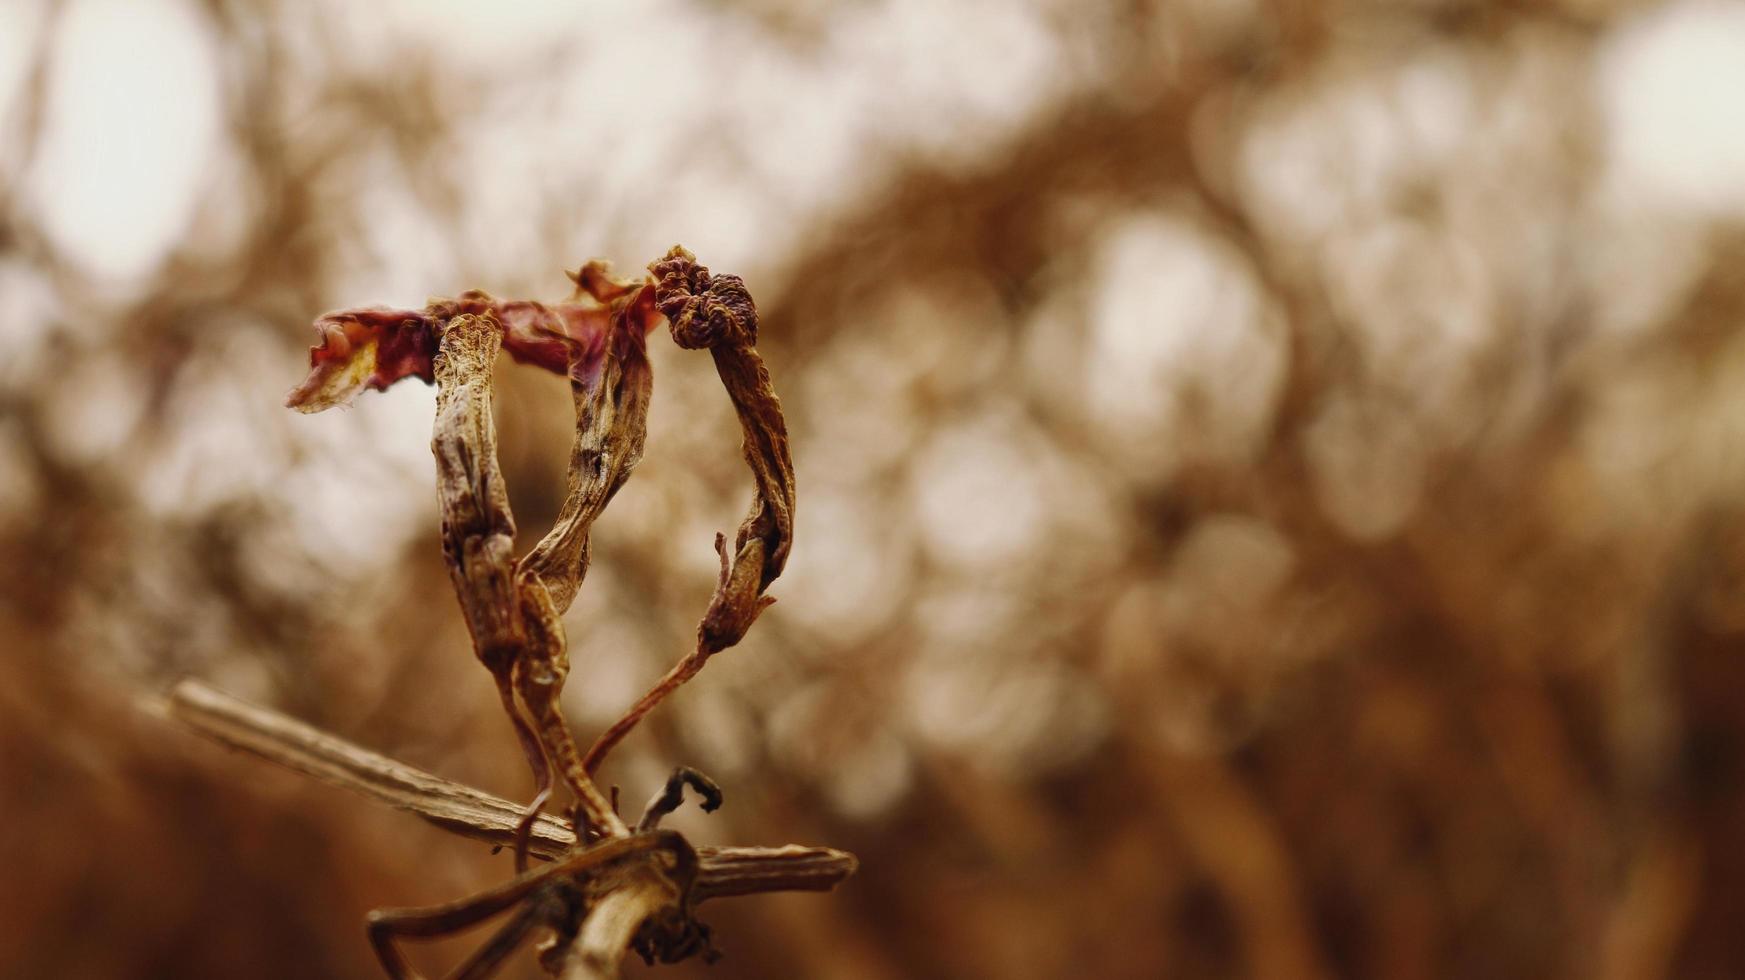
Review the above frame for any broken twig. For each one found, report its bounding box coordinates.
[161,679,858,903]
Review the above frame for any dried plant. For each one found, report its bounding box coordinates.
[17,5,1745,978]
[274,247,844,978]
[291,260,663,854]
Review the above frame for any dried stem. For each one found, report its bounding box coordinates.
[583,641,714,777]
[583,247,795,774]
[159,678,859,900]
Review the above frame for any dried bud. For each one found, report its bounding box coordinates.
[650,245,758,349]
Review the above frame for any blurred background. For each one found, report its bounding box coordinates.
[4,0,1745,977]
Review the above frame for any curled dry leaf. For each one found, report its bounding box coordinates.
[583,246,795,774]
[649,245,794,645]
[506,266,660,852]
[518,277,661,614]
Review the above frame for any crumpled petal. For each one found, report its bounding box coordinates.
[286,308,439,413]
[286,262,664,413]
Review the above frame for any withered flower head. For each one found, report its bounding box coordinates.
[285,265,661,413]
[650,245,758,349]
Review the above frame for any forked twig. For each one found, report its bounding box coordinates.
[161,679,853,979]
[366,830,701,980]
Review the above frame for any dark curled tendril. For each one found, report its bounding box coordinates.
[637,766,724,832]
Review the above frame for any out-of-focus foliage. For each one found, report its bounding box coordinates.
[5,0,1745,977]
